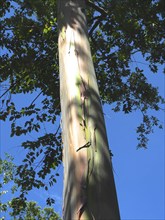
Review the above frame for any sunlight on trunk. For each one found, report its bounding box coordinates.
[58,1,120,219]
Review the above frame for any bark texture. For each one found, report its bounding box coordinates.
[58,0,120,219]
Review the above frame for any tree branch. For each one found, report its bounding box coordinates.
[30,91,43,106]
[86,0,107,16]
[0,86,11,99]
[88,16,103,37]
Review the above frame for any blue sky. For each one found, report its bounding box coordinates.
[106,60,165,220]
[105,108,164,220]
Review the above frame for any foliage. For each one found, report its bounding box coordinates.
[0,155,61,220]
[8,201,62,220]
[1,200,61,220]
[0,154,17,215]
[0,0,164,213]
[0,154,16,188]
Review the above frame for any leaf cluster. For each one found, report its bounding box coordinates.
[0,155,61,219]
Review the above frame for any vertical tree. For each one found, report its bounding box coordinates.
[58,0,120,219]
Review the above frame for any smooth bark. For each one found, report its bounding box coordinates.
[58,0,120,219]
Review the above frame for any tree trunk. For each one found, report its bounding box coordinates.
[57,0,120,219]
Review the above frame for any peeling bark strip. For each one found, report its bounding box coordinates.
[58,0,120,219]
[76,141,91,152]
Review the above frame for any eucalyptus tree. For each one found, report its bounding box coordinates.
[0,0,164,219]
[58,1,120,219]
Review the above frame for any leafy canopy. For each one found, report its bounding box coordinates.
[0,0,164,207]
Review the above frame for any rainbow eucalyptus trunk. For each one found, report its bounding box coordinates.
[57,0,120,219]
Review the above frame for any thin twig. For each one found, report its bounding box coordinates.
[0,86,11,99]
[55,124,61,136]
[89,16,103,37]
[86,0,107,16]
[30,91,43,106]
